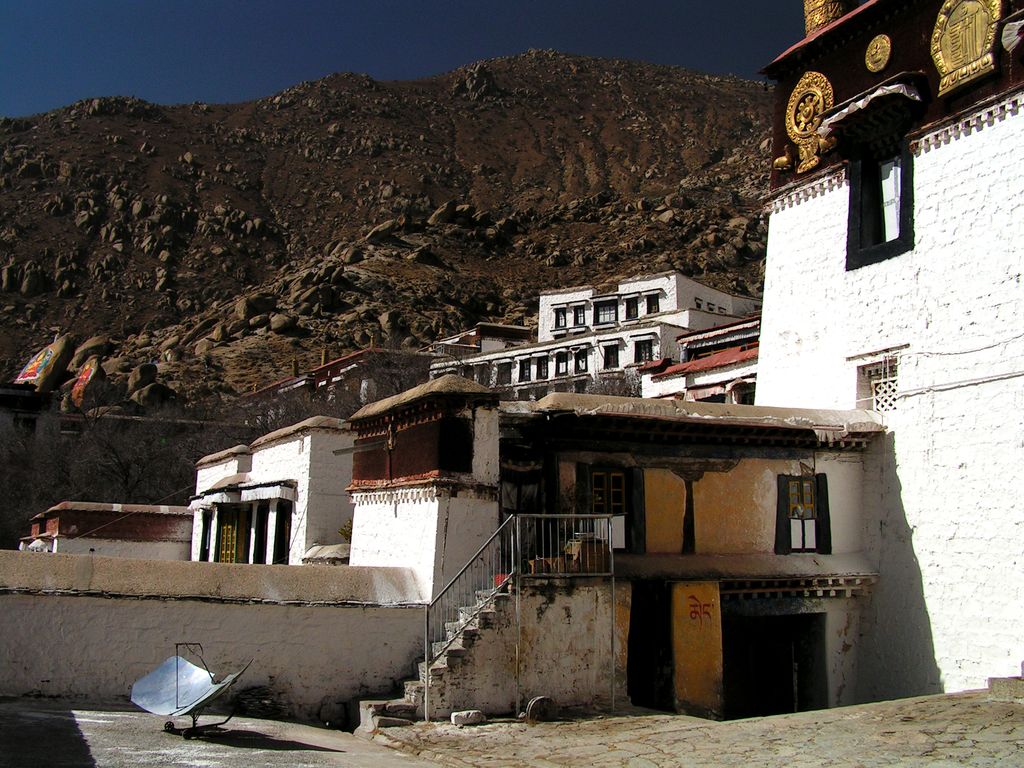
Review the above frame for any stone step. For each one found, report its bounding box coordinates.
[404,680,424,704]
[354,696,421,737]
[383,700,419,718]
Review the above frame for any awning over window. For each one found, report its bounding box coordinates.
[818,82,923,138]
[817,74,927,157]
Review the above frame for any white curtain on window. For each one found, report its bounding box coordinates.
[879,157,901,242]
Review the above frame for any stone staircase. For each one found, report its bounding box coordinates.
[355,589,513,734]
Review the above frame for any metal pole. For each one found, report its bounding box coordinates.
[423,606,430,722]
[609,517,616,714]
[515,515,522,716]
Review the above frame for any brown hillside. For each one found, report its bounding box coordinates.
[0,50,773,402]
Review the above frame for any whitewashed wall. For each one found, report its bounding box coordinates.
[248,428,353,564]
[538,286,594,341]
[757,92,1024,696]
[0,551,424,723]
[51,537,189,561]
[194,448,251,496]
[349,489,500,598]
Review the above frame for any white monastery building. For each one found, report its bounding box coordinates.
[429,271,761,399]
[759,0,1024,698]
[189,416,354,565]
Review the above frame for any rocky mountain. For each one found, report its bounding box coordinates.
[0,50,773,403]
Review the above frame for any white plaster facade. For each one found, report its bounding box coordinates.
[642,355,757,401]
[44,537,190,560]
[190,417,354,566]
[348,403,501,598]
[757,90,1024,695]
[537,272,761,342]
[431,272,761,400]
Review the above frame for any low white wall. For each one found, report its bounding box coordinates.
[52,537,189,561]
[0,551,424,723]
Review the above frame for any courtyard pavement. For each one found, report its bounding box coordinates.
[0,698,433,768]
[374,691,1024,768]
[2,691,1021,767]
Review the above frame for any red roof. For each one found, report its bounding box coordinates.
[762,0,883,75]
[652,344,758,380]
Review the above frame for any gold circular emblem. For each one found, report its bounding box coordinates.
[785,71,835,173]
[865,34,892,72]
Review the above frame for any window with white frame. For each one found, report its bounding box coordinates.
[858,358,898,412]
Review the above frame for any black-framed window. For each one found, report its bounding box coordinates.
[646,294,660,314]
[592,469,626,516]
[581,464,645,553]
[573,306,587,326]
[554,307,567,329]
[847,142,914,270]
[603,344,619,369]
[518,359,531,383]
[594,300,617,325]
[574,348,589,373]
[625,297,639,319]
[775,474,831,554]
[496,362,512,385]
[555,351,569,376]
[634,339,654,363]
[535,357,549,380]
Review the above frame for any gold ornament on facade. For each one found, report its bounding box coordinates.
[804,0,858,35]
[865,34,892,72]
[931,0,1001,97]
[784,71,836,174]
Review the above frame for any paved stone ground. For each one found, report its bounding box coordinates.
[374,691,1024,767]
[0,698,434,768]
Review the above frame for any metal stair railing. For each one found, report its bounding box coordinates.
[423,514,517,721]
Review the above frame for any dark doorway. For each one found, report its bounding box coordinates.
[272,501,293,564]
[722,613,827,719]
[626,581,675,711]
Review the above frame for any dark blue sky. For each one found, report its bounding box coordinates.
[1,1,806,118]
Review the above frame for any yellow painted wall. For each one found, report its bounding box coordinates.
[692,458,802,554]
[643,468,687,553]
[671,581,723,718]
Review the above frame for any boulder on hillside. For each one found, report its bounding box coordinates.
[127,362,158,394]
[427,200,457,226]
[364,219,399,243]
[71,335,113,369]
[130,381,177,408]
[14,334,76,394]
[270,313,297,333]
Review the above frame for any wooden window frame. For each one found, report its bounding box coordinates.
[775,474,831,555]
